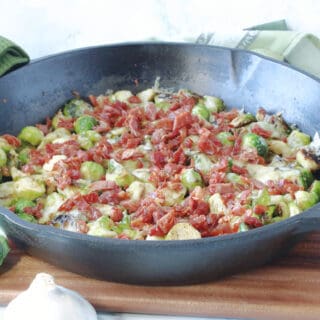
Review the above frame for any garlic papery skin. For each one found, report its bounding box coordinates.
[4,273,97,320]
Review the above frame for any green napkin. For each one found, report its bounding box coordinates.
[196,19,320,78]
[0,235,9,266]
[0,35,29,76]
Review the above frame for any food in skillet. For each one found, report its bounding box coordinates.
[0,87,320,240]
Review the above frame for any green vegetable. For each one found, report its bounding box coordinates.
[63,99,92,118]
[253,188,271,206]
[287,130,311,148]
[74,116,97,134]
[15,198,35,214]
[192,104,210,120]
[297,168,313,189]
[113,90,133,102]
[181,168,203,191]
[106,159,136,187]
[216,132,234,146]
[155,101,171,111]
[242,133,268,157]
[18,147,31,164]
[87,216,117,237]
[238,222,250,232]
[14,177,45,200]
[0,236,10,266]
[0,138,13,152]
[17,212,37,223]
[296,149,320,171]
[226,172,244,184]
[194,153,213,174]
[209,193,227,214]
[0,148,7,167]
[230,113,255,128]
[310,180,320,198]
[295,190,318,211]
[80,161,105,181]
[165,222,201,240]
[137,88,155,102]
[203,95,225,112]
[18,126,44,146]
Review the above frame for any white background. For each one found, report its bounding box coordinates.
[1,0,320,59]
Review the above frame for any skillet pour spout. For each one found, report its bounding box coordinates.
[0,43,320,285]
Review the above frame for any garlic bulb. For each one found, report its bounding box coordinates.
[4,273,97,320]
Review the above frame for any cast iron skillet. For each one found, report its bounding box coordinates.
[0,43,320,285]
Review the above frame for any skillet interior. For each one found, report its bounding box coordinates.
[0,43,320,285]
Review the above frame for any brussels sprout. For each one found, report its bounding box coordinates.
[288,202,301,217]
[242,133,268,157]
[194,153,214,174]
[287,130,311,148]
[181,168,203,191]
[80,161,105,181]
[226,172,244,184]
[310,180,320,198]
[63,99,92,118]
[18,147,31,164]
[0,137,13,152]
[0,149,7,167]
[268,140,292,157]
[17,212,37,223]
[297,168,313,189]
[209,193,227,214]
[230,113,256,128]
[132,168,151,182]
[137,88,156,102]
[296,149,320,171]
[14,177,45,200]
[253,188,271,206]
[161,183,187,206]
[106,159,135,187]
[113,90,133,102]
[40,192,65,224]
[166,223,201,240]
[154,93,172,111]
[74,115,97,134]
[122,160,140,172]
[126,181,146,201]
[0,181,15,199]
[87,216,117,238]
[42,155,67,172]
[18,126,44,146]
[203,95,225,112]
[295,190,318,211]
[238,222,250,232]
[155,101,171,111]
[14,198,36,214]
[192,104,210,121]
[216,132,234,146]
[77,130,100,150]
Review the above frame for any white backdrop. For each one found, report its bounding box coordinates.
[1,0,319,58]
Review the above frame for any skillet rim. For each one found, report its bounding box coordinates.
[0,41,319,247]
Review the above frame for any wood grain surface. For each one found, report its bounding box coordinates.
[1,232,320,319]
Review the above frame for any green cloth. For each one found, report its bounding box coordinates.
[0,35,29,76]
[196,19,320,78]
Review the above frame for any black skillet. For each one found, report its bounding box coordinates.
[0,43,319,285]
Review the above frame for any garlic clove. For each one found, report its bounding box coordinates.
[4,273,97,320]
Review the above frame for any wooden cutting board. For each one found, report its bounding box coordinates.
[1,233,320,320]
